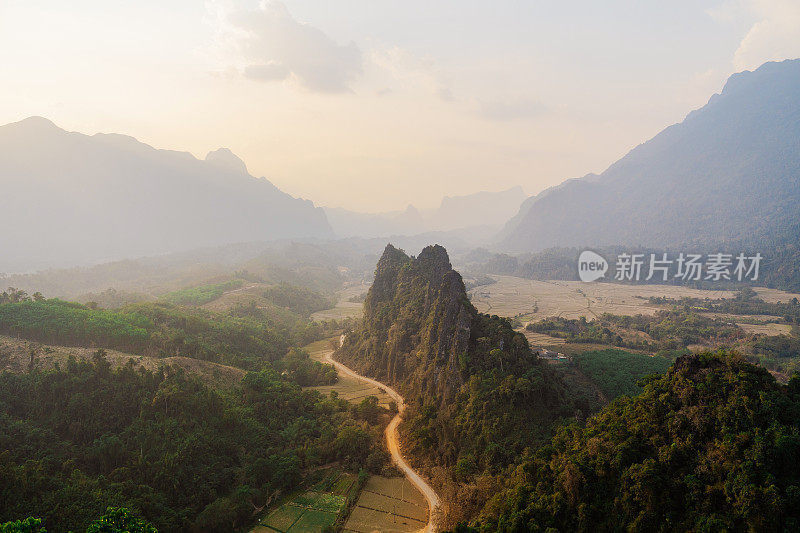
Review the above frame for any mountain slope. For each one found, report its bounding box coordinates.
[0,117,333,271]
[337,244,578,526]
[475,353,800,531]
[500,59,800,252]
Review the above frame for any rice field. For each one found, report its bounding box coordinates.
[253,471,359,533]
[343,475,428,533]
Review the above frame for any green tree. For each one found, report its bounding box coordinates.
[0,518,46,533]
[85,508,156,533]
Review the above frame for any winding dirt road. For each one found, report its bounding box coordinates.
[324,343,440,533]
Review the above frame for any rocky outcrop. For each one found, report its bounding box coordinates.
[337,243,574,527]
[339,243,540,407]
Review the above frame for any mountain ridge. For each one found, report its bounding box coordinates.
[325,186,527,240]
[0,117,333,272]
[499,59,800,252]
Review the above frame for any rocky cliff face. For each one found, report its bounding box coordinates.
[339,244,535,405]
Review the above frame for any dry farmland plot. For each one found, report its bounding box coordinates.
[520,330,567,347]
[469,276,739,322]
[303,339,393,408]
[343,475,428,533]
[311,282,370,322]
[739,323,794,335]
[753,287,800,303]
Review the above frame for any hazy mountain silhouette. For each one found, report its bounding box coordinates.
[0,117,332,272]
[326,186,527,239]
[499,59,800,252]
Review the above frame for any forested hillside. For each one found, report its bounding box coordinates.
[0,354,382,532]
[0,280,341,370]
[337,244,582,526]
[473,352,800,531]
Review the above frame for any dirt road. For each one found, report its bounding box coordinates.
[324,343,440,533]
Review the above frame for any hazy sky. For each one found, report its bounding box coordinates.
[2,1,799,211]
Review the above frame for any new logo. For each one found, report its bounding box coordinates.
[578,250,608,282]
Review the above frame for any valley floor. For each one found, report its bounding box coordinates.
[470,275,800,331]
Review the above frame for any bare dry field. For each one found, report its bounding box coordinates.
[303,339,393,408]
[310,282,370,322]
[343,475,428,533]
[519,330,566,347]
[0,335,245,387]
[753,287,800,304]
[705,313,784,322]
[738,323,794,335]
[470,276,743,321]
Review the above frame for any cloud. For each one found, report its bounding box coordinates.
[712,0,800,71]
[370,46,453,101]
[734,0,800,70]
[210,0,362,93]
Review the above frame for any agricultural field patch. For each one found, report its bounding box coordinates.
[343,475,427,533]
[753,287,800,304]
[254,471,360,533]
[310,282,369,322]
[469,276,738,322]
[738,322,794,335]
[519,329,567,347]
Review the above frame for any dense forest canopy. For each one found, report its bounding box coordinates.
[472,352,800,532]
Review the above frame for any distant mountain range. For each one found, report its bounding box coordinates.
[499,59,800,252]
[325,186,527,239]
[7,58,799,273]
[0,117,332,272]
[0,115,528,272]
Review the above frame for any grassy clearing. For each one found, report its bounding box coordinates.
[0,335,245,388]
[161,279,245,306]
[519,329,567,347]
